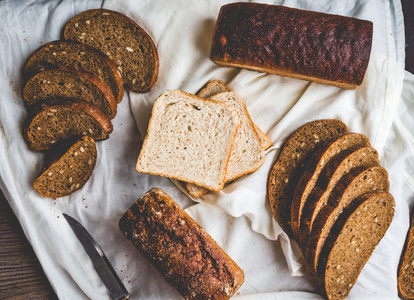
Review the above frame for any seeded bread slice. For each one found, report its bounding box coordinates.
[305,165,390,279]
[298,146,380,247]
[136,90,238,192]
[24,40,124,103]
[33,136,97,198]
[398,209,414,299]
[23,67,117,119]
[267,120,348,237]
[23,102,113,151]
[64,9,158,92]
[316,192,395,300]
[290,132,371,240]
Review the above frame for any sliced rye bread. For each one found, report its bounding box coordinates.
[24,40,124,103]
[33,136,97,198]
[298,146,380,247]
[305,165,390,279]
[23,67,117,119]
[290,132,371,240]
[136,90,238,192]
[398,209,414,300]
[185,91,266,197]
[64,9,158,92]
[267,119,348,237]
[23,102,113,151]
[316,192,395,300]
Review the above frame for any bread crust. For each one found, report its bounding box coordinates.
[398,209,414,299]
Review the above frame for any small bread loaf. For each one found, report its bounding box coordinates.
[33,136,97,198]
[23,102,112,151]
[64,9,159,92]
[136,90,238,192]
[210,3,373,89]
[119,188,244,300]
[398,209,414,300]
[23,67,117,119]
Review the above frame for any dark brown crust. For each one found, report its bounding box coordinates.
[398,209,414,299]
[24,40,124,103]
[267,119,348,237]
[64,9,159,92]
[119,188,244,300]
[210,3,373,89]
[23,67,117,118]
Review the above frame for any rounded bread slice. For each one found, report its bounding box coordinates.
[33,136,97,198]
[24,40,124,103]
[64,9,158,92]
[290,132,371,240]
[398,209,414,299]
[267,119,348,237]
[23,67,117,119]
[23,102,113,151]
[316,192,395,300]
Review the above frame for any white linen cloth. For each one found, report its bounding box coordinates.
[0,0,411,299]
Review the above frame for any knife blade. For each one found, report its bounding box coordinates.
[63,213,129,300]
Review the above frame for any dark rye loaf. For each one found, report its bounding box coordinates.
[316,192,395,300]
[23,102,112,151]
[305,165,390,279]
[398,209,414,299]
[64,9,159,92]
[298,146,380,247]
[210,3,373,89]
[23,67,117,119]
[33,136,97,198]
[119,188,244,300]
[290,132,371,240]
[24,40,124,103]
[267,119,348,237]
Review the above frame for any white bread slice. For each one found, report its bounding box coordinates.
[136,90,238,192]
[186,91,265,197]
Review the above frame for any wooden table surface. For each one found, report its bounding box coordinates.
[1,2,413,299]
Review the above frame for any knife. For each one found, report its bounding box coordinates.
[63,213,129,300]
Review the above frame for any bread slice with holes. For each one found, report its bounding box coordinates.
[136,90,238,192]
[23,67,117,119]
[33,136,97,198]
[398,208,414,299]
[267,120,348,237]
[64,9,158,92]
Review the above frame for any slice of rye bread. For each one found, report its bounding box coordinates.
[23,67,117,119]
[64,9,159,92]
[290,132,371,240]
[23,102,113,151]
[298,146,380,247]
[136,90,239,192]
[316,192,395,300]
[33,136,97,198]
[267,119,348,237]
[185,90,267,198]
[305,165,390,279]
[398,209,414,299]
[24,40,124,103]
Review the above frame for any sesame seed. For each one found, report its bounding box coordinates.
[69,177,72,183]
[80,147,85,152]
[75,22,78,27]
[126,47,134,52]
[86,20,90,24]
[48,172,52,176]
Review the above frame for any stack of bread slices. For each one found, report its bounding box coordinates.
[267,119,395,300]
[22,9,158,198]
[136,80,270,196]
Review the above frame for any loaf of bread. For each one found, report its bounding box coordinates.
[119,188,244,299]
[210,3,373,89]
[64,9,159,92]
[398,209,414,299]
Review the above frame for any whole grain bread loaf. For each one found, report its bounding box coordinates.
[290,132,371,239]
[316,192,395,300]
[398,209,414,299]
[23,67,117,119]
[267,119,348,237]
[305,165,390,279]
[119,188,244,300]
[298,146,380,247]
[136,90,238,192]
[24,40,124,103]
[64,9,159,92]
[23,102,112,151]
[33,136,97,198]
[210,3,373,89]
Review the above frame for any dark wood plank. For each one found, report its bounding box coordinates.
[402,0,414,74]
